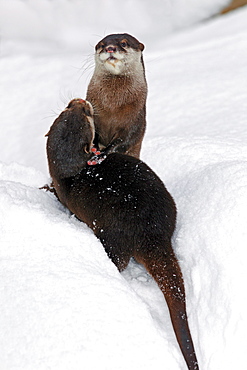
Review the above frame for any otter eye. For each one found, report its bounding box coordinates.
[120,41,127,48]
[96,42,105,52]
[84,108,92,117]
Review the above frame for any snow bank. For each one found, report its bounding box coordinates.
[1,1,247,369]
[142,137,247,368]
[0,0,231,51]
[0,162,179,370]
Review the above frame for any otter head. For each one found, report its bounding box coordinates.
[65,99,95,153]
[46,99,95,179]
[95,33,145,76]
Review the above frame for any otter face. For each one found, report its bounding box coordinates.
[95,33,144,75]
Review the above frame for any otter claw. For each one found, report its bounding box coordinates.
[87,152,107,166]
[87,159,98,166]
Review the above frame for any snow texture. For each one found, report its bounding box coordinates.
[0,1,247,369]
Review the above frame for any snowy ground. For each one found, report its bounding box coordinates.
[1,1,247,369]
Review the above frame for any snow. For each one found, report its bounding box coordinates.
[1,1,247,369]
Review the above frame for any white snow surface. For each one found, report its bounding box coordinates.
[1,1,247,369]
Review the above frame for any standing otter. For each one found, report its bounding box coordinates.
[86,33,147,160]
[46,99,199,370]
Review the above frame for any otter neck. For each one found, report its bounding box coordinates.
[89,65,147,109]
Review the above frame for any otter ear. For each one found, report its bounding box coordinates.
[84,107,92,117]
[139,42,144,51]
[45,130,50,137]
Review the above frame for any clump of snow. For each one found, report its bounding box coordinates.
[1,1,247,369]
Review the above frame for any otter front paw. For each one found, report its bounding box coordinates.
[87,147,107,166]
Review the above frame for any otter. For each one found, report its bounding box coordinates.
[86,33,147,161]
[45,99,199,370]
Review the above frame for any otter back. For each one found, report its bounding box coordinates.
[46,99,199,370]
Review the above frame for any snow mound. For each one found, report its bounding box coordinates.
[0,162,181,370]
[0,0,231,51]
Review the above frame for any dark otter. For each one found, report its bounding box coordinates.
[86,33,147,160]
[46,99,199,370]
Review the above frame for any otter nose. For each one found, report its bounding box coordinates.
[105,46,116,53]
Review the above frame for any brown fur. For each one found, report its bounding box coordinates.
[86,33,147,158]
[46,99,199,370]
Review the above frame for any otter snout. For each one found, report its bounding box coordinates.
[105,46,117,53]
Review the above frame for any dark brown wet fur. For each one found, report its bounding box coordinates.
[86,33,147,159]
[46,99,199,370]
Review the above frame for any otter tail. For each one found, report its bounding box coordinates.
[135,241,199,370]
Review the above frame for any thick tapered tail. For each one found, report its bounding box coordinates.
[135,242,199,370]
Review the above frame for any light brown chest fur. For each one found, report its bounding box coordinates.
[86,73,147,149]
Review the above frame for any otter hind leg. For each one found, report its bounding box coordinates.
[107,251,130,272]
[97,234,131,272]
[135,242,199,370]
